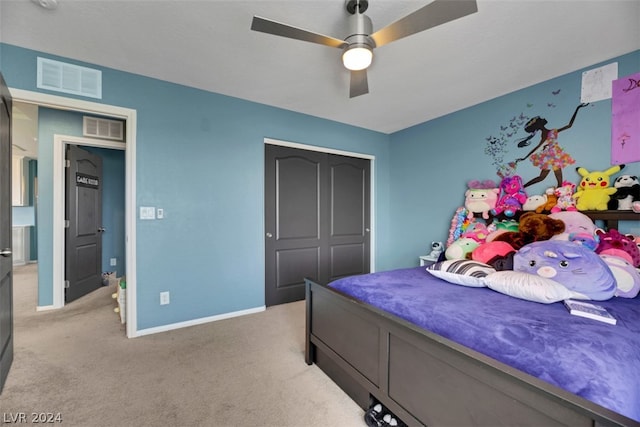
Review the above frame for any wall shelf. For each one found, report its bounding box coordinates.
[580,210,639,230]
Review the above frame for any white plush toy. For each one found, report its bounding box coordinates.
[522,194,547,212]
[425,241,444,261]
[608,174,640,211]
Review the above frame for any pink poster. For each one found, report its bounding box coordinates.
[611,72,640,164]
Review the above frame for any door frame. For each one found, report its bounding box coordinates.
[55,135,124,304]
[8,88,138,338]
[263,137,376,273]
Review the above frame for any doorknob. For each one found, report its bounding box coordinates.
[266,232,273,238]
[0,248,12,257]
[97,227,106,233]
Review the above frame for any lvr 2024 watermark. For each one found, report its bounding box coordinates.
[2,413,62,423]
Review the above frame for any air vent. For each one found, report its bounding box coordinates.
[37,57,102,99]
[83,117,124,141]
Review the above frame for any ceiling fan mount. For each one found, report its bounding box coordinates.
[345,0,369,15]
[251,0,478,98]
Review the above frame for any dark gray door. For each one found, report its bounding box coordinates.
[265,144,370,306]
[0,73,14,394]
[65,145,103,302]
[327,154,371,282]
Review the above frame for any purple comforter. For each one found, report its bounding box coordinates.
[329,267,640,422]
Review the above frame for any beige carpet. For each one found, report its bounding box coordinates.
[0,264,365,426]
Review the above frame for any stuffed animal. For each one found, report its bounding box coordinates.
[607,174,640,210]
[445,237,480,260]
[491,175,528,217]
[599,254,640,298]
[514,240,617,301]
[522,194,547,213]
[595,228,640,267]
[573,164,625,211]
[551,181,577,212]
[424,241,444,262]
[493,212,565,250]
[485,219,519,242]
[461,223,490,243]
[548,211,597,242]
[539,187,558,213]
[471,241,515,265]
[568,232,599,251]
[465,187,499,220]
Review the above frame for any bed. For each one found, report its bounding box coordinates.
[304,213,640,427]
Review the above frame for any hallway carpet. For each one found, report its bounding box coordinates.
[0,264,364,426]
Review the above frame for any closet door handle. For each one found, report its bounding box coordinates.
[0,248,12,257]
[266,233,273,238]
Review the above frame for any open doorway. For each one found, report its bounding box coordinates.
[9,88,138,338]
[61,139,125,304]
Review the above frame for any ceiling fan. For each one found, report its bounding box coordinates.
[251,0,478,98]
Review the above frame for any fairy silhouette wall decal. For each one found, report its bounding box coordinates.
[511,103,590,188]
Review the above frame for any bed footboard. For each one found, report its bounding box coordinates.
[304,278,635,427]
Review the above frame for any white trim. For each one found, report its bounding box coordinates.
[53,135,125,310]
[36,305,57,312]
[263,137,376,272]
[264,137,374,160]
[9,88,138,338]
[135,306,266,337]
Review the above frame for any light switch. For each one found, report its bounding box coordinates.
[140,206,156,220]
[157,208,164,219]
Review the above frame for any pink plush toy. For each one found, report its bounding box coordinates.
[548,211,597,242]
[595,229,640,267]
[551,180,577,212]
[491,175,528,217]
[465,180,499,220]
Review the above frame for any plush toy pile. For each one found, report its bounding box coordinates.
[435,168,640,303]
[492,165,640,214]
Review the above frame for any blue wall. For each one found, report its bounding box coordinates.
[35,107,126,297]
[2,42,637,331]
[1,43,392,330]
[388,50,640,268]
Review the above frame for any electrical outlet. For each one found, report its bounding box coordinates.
[110,258,117,266]
[160,291,170,305]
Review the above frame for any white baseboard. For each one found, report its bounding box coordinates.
[133,306,267,338]
[36,304,57,312]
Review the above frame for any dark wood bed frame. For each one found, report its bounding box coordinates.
[304,211,639,427]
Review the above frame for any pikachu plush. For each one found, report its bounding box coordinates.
[573,165,624,211]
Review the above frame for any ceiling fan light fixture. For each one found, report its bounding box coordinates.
[342,45,373,71]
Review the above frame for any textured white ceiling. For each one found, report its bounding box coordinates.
[1,0,639,134]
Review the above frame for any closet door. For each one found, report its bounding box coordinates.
[265,144,370,306]
[327,154,370,282]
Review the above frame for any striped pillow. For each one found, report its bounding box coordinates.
[426,259,495,287]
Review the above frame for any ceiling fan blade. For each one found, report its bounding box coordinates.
[370,0,477,48]
[349,69,369,98]
[251,16,348,49]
